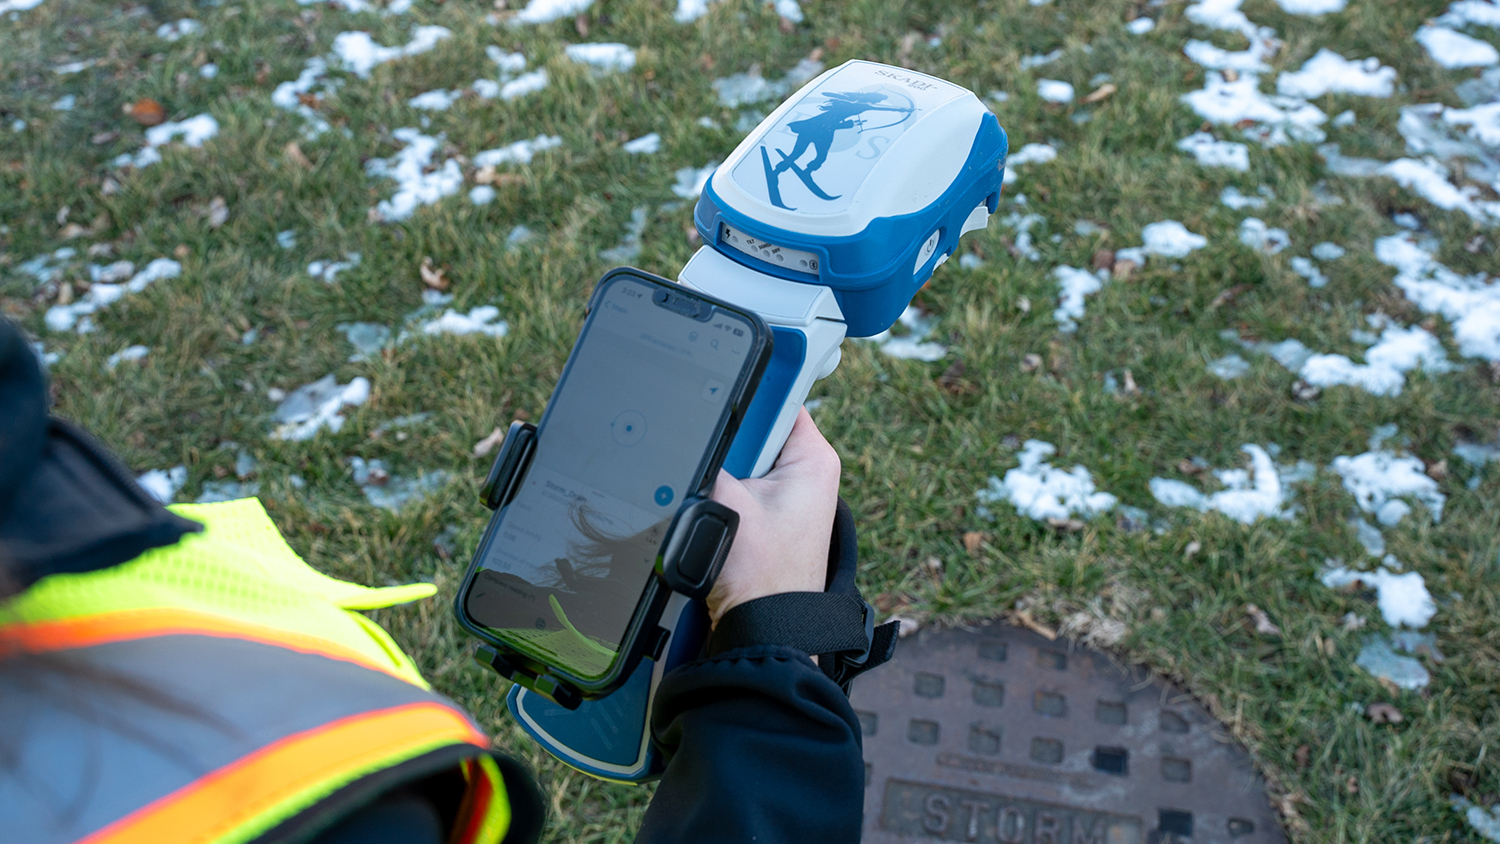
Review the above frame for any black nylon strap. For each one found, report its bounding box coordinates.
[709,592,869,657]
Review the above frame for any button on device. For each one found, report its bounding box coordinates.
[675,515,729,588]
[701,379,725,401]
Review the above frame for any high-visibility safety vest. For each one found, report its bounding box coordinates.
[0,498,512,844]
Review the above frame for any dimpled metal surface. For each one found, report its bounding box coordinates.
[850,622,1285,844]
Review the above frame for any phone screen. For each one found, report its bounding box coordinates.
[465,275,757,679]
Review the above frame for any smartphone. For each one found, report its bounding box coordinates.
[455,268,771,698]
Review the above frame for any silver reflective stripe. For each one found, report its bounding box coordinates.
[0,635,463,844]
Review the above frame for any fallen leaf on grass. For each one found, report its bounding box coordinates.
[1366,701,1403,724]
[58,223,88,239]
[1112,258,1137,281]
[922,556,944,584]
[284,141,312,170]
[1424,458,1447,481]
[936,358,974,394]
[473,426,505,458]
[1118,368,1140,397]
[1082,82,1116,104]
[962,531,987,555]
[1046,517,1085,532]
[91,130,119,145]
[1291,379,1321,401]
[419,257,449,291]
[1011,609,1057,640]
[1210,284,1252,309]
[1016,296,1031,313]
[1092,248,1115,271]
[206,196,228,228]
[1294,744,1311,769]
[173,244,190,259]
[125,97,166,127]
[1177,458,1204,475]
[1345,774,1359,795]
[1244,602,1282,636]
[1184,540,1202,559]
[1020,353,1042,372]
[1223,69,1241,83]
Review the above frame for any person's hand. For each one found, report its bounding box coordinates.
[705,407,840,628]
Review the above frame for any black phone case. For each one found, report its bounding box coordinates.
[453,267,773,705]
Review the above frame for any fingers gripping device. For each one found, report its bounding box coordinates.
[505,60,1008,782]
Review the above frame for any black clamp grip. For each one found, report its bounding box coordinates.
[473,643,583,710]
[479,421,537,510]
[658,498,738,601]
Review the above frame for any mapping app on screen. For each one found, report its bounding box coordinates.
[465,276,756,679]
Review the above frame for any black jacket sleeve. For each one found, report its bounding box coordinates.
[635,644,865,843]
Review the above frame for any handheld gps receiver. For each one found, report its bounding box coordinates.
[505,60,1008,782]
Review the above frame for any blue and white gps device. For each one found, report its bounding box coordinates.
[506,60,1008,782]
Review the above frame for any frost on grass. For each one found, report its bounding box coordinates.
[308,253,361,283]
[1277,50,1396,99]
[1238,217,1290,253]
[271,375,370,441]
[600,206,649,263]
[105,345,149,371]
[1148,445,1301,524]
[511,0,593,24]
[1002,142,1057,185]
[1115,220,1207,265]
[622,133,661,154]
[977,441,1116,522]
[1036,80,1074,103]
[45,258,181,333]
[1176,132,1250,171]
[712,58,824,107]
[332,26,451,78]
[350,457,449,511]
[112,114,219,168]
[365,129,463,222]
[1354,636,1431,689]
[1207,353,1251,378]
[1322,562,1436,628]
[1051,266,1107,332]
[1416,25,1499,68]
[1331,447,1446,523]
[473,134,562,167]
[136,466,187,504]
[864,305,946,361]
[1374,234,1500,361]
[672,162,718,199]
[564,43,636,72]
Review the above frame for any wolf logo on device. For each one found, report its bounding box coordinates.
[759,90,914,210]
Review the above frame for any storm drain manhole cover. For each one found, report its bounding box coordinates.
[851,623,1285,844]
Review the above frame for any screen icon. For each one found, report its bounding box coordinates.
[701,379,725,401]
[611,410,647,446]
[654,485,675,506]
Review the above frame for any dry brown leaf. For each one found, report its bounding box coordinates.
[56,205,70,225]
[1244,602,1282,636]
[1177,458,1204,475]
[89,213,111,234]
[1046,517,1085,532]
[1345,774,1359,795]
[206,196,229,228]
[1091,248,1115,271]
[1012,609,1058,640]
[1112,257,1137,281]
[474,164,498,184]
[1210,284,1252,308]
[962,531,987,555]
[1082,82,1117,104]
[58,223,88,240]
[922,556,944,583]
[101,176,121,196]
[419,256,449,291]
[1184,540,1202,559]
[1366,702,1403,724]
[91,130,120,145]
[173,244,190,259]
[1020,353,1042,373]
[1120,368,1140,397]
[472,426,506,458]
[1293,744,1311,769]
[56,282,74,305]
[284,141,312,170]
[125,97,166,127]
[1291,379,1321,401]
[1223,68,1240,82]
[1424,458,1447,480]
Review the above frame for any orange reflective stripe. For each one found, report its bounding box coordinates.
[0,608,403,679]
[78,702,487,844]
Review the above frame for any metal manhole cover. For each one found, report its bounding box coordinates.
[851,622,1285,844]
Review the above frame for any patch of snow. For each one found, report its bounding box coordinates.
[1183,37,1277,73]
[507,225,537,249]
[1037,79,1074,103]
[600,206,649,263]
[497,69,549,100]
[337,322,392,361]
[959,253,984,269]
[672,162,718,199]
[44,258,181,333]
[270,57,336,138]
[308,253,361,284]
[1416,25,1499,68]
[1220,185,1271,209]
[51,94,76,111]
[112,114,220,168]
[674,0,711,21]
[474,134,562,168]
[864,305,947,361]
[1317,142,1384,176]
[1126,17,1155,34]
[350,457,449,511]
[29,342,60,368]
[332,26,451,78]
[1208,353,1252,378]
[1454,798,1500,843]
[1239,217,1290,253]
[155,18,201,41]
[1184,0,1261,38]
[1148,445,1297,524]
[1331,448,1446,522]
[1374,234,1500,361]
[365,128,463,222]
[1322,561,1436,627]
[1277,49,1396,98]
[16,248,78,285]
[1291,256,1329,287]
[1379,158,1500,224]
[1299,322,1452,396]
[105,345,149,371]
[409,89,460,110]
[1354,636,1430,688]
[1182,72,1326,147]
[1275,0,1344,13]
[0,0,48,14]
[977,440,1117,522]
[511,0,593,24]
[487,46,528,76]
[711,58,824,107]
[1019,49,1064,70]
[1177,132,1250,170]
[410,305,509,338]
[1116,220,1208,266]
[90,261,135,284]
[1000,212,1045,261]
[136,466,187,503]
[564,42,636,72]
[196,480,260,503]
[622,132,661,154]
[199,63,218,79]
[1332,109,1356,127]
[1003,142,1058,184]
[277,230,297,249]
[469,185,496,205]
[1052,266,1107,332]
[1311,241,1345,260]
[271,374,371,441]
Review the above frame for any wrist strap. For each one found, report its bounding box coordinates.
[708,592,900,694]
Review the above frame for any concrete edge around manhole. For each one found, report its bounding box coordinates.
[851,620,1289,844]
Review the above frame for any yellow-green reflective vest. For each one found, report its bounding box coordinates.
[0,498,511,844]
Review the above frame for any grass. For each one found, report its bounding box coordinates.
[3,0,1499,839]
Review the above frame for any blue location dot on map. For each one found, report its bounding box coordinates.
[654,485,674,506]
